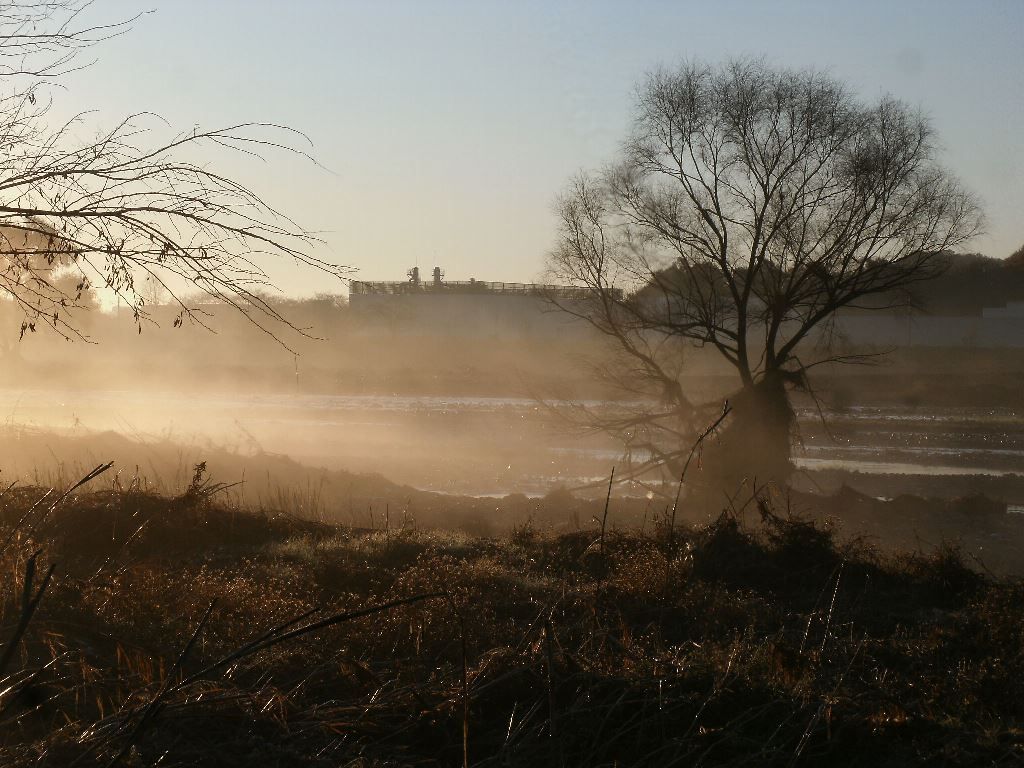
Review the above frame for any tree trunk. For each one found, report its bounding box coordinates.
[697,371,795,500]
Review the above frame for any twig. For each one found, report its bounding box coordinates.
[668,401,731,551]
[599,466,614,557]
[106,601,218,768]
[0,550,57,677]
[460,611,469,768]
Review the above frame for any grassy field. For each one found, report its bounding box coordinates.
[1,470,1023,766]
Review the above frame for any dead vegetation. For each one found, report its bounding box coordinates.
[1,472,1023,766]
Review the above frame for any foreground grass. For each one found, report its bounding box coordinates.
[1,478,1022,766]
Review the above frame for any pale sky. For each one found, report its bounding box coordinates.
[52,0,1024,295]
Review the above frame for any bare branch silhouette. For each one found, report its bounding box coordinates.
[547,58,983,492]
[0,1,349,344]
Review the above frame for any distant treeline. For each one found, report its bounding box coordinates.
[0,247,1021,398]
[903,248,1024,315]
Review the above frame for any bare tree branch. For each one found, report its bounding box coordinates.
[0,1,350,344]
[546,58,983,491]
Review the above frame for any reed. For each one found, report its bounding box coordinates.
[0,471,1022,766]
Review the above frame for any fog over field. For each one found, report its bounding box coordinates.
[1,289,1021,506]
[3,3,1024,766]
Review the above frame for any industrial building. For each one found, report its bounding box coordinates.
[349,266,614,338]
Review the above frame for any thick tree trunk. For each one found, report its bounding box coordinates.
[696,371,795,500]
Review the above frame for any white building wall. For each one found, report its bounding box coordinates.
[349,293,592,338]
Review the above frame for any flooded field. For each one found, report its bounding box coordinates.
[0,388,1020,503]
[796,406,1024,474]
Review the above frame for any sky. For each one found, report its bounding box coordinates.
[50,0,1024,296]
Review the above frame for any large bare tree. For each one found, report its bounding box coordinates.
[0,1,345,342]
[548,59,982,495]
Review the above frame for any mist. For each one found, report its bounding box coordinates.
[4,3,1024,761]
[2,278,1021,525]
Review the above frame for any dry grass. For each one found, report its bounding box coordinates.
[0,473,1022,766]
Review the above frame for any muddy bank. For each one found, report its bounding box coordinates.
[795,467,1024,507]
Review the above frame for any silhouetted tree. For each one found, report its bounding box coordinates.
[0,1,345,342]
[548,59,982,495]
[1008,243,1024,267]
